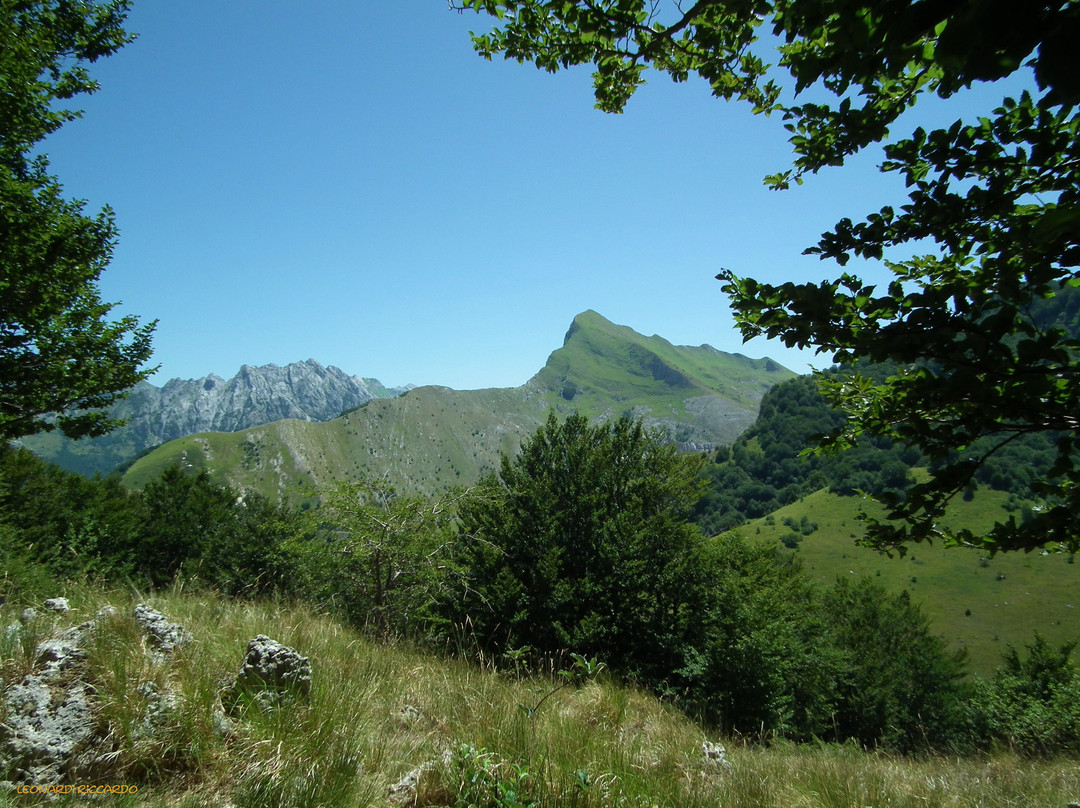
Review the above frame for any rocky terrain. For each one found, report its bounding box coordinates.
[17,359,411,476]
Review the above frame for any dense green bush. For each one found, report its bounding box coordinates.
[820,578,967,751]
[450,412,957,745]
[0,445,144,580]
[679,535,839,739]
[137,466,297,594]
[960,635,1080,755]
[0,445,297,597]
[453,412,709,688]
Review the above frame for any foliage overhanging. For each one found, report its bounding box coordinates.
[452,0,1080,555]
[0,0,155,442]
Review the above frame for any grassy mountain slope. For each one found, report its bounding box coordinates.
[744,488,1080,674]
[122,312,793,499]
[532,310,790,439]
[3,585,1074,807]
[122,385,548,500]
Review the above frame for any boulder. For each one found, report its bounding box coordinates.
[0,677,96,786]
[134,603,192,658]
[0,603,188,788]
[0,619,98,785]
[702,740,732,770]
[224,635,311,713]
[42,598,70,613]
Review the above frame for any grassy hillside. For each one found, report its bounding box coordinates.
[3,585,1076,807]
[533,310,791,429]
[122,385,549,500]
[122,312,793,500]
[744,488,1080,674]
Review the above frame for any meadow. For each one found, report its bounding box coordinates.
[2,585,1078,808]
[745,488,1080,674]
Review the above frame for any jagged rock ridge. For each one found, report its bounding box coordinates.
[145,359,408,439]
[18,359,411,476]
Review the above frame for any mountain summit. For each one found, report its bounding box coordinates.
[532,310,786,428]
[118,312,795,499]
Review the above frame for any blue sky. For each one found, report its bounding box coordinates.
[41,1,1027,390]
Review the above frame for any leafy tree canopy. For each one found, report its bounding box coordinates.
[455,411,708,683]
[453,0,1080,554]
[1,0,155,442]
[294,481,469,638]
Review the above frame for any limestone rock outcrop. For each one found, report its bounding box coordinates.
[18,359,411,476]
[0,602,194,789]
[0,608,111,786]
[134,603,192,658]
[223,635,311,713]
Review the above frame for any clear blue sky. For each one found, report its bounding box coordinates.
[41,1,1029,390]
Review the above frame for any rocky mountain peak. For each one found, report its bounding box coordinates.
[18,360,408,476]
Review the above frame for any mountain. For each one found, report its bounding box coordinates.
[119,311,795,499]
[16,359,411,476]
[532,310,789,447]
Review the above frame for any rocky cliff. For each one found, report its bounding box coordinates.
[17,360,410,476]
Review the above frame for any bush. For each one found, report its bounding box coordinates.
[137,466,297,594]
[821,578,967,751]
[286,482,467,638]
[454,413,708,687]
[961,635,1080,755]
[681,536,838,739]
[452,413,845,740]
[779,532,802,549]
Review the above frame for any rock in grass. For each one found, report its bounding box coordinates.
[0,619,98,786]
[223,635,311,714]
[702,740,732,770]
[134,603,192,657]
[0,604,190,788]
[43,597,70,613]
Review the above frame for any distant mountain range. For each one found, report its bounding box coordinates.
[116,311,795,499]
[17,360,412,476]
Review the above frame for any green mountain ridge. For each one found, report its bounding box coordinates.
[533,311,786,426]
[121,312,795,498]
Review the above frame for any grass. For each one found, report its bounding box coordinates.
[2,583,1079,807]
[744,487,1080,674]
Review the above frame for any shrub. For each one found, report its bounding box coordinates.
[820,578,967,751]
[961,634,1080,755]
[453,412,708,688]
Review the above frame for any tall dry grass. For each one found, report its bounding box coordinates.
[1,583,1077,807]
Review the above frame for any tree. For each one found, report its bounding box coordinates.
[1,0,155,442]
[294,481,469,638]
[138,466,295,593]
[454,412,709,685]
[963,634,1080,754]
[684,534,839,738]
[0,442,143,579]
[452,1,1080,554]
[821,577,966,750]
